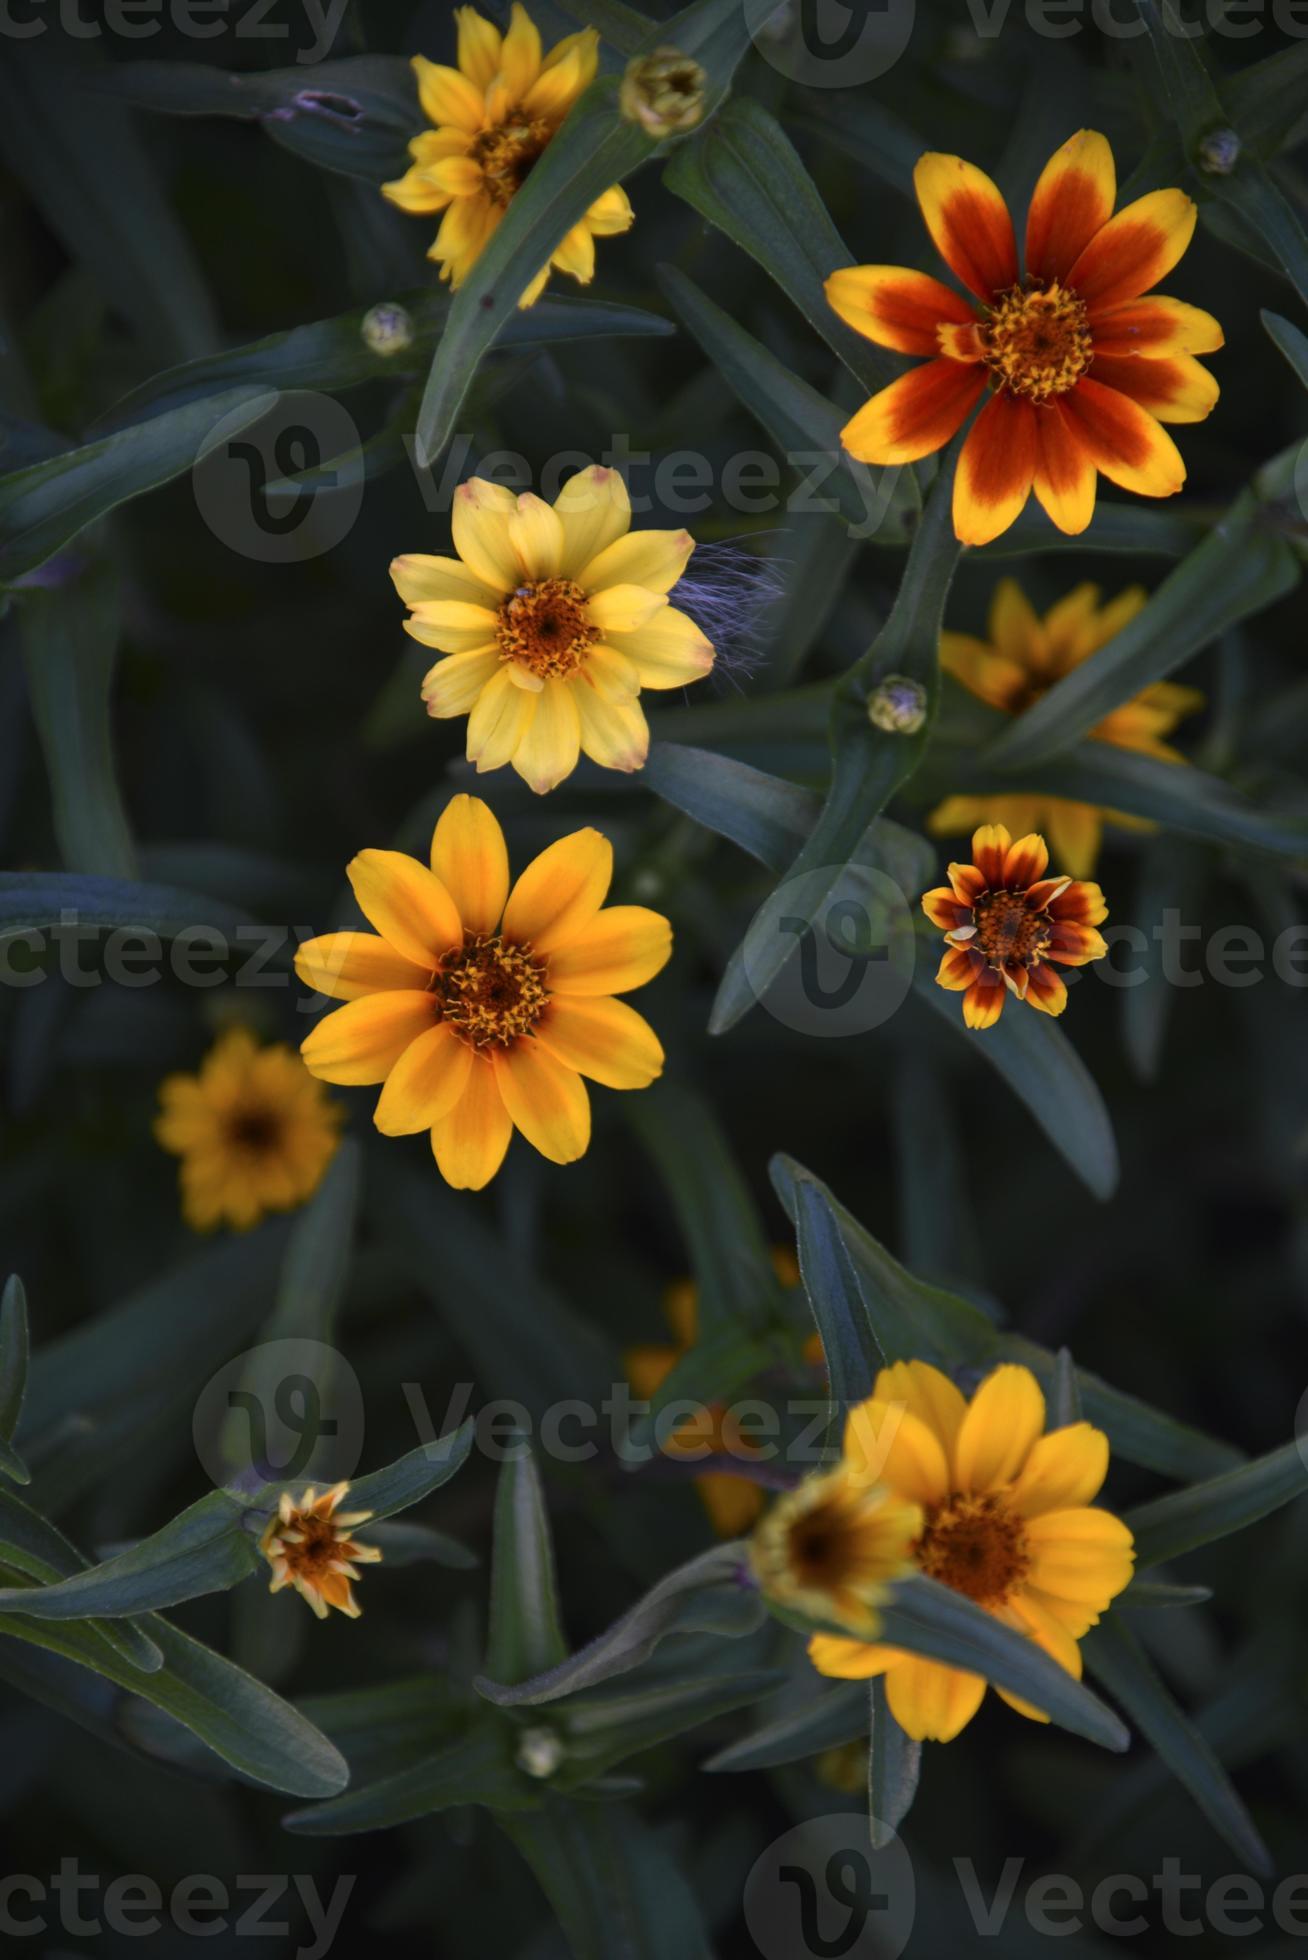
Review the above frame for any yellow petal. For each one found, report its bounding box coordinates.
[431,1059,513,1189]
[544,904,670,995]
[503,827,612,951]
[575,683,649,773]
[493,1040,591,1163]
[580,527,694,596]
[421,649,502,719]
[551,221,595,284]
[604,606,714,688]
[391,552,501,609]
[382,166,454,216]
[347,851,463,968]
[466,666,537,770]
[536,995,663,1089]
[294,932,431,1003]
[954,1364,1047,1493]
[993,1592,1084,1722]
[1024,1508,1135,1608]
[430,793,510,935]
[455,5,502,89]
[587,584,668,635]
[429,155,485,198]
[452,478,520,592]
[885,1655,987,1742]
[411,56,484,131]
[522,42,588,119]
[511,675,581,793]
[808,1635,901,1680]
[373,1023,474,1134]
[499,1,543,100]
[508,492,565,579]
[584,643,641,700]
[843,1398,950,1507]
[300,993,437,1086]
[403,599,500,654]
[988,577,1045,664]
[872,1359,968,1469]
[585,183,633,235]
[1010,1423,1110,1517]
[553,465,631,575]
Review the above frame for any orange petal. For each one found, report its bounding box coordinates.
[1003,832,1049,888]
[914,151,1018,301]
[953,394,1036,547]
[1032,398,1096,536]
[963,968,1005,1028]
[347,851,462,969]
[294,932,431,1003]
[1047,919,1108,965]
[840,359,985,467]
[922,885,968,930]
[1049,879,1108,926]
[429,793,510,935]
[825,264,975,355]
[300,992,438,1086]
[1060,378,1186,497]
[1067,187,1197,308]
[971,823,1010,887]
[373,1022,474,1135]
[431,1058,513,1190]
[1025,961,1069,1016]
[936,945,976,990]
[535,995,663,1089]
[1025,130,1116,285]
[492,1039,591,1164]
[544,904,671,996]
[1089,294,1224,357]
[885,1654,987,1742]
[502,828,612,952]
[1088,352,1218,425]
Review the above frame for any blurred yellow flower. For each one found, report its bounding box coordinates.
[932,577,1203,875]
[295,795,670,1190]
[382,3,632,307]
[751,1466,922,1636]
[810,1361,1134,1743]
[155,1027,341,1233]
[393,467,715,794]
[260,1482,381,1621]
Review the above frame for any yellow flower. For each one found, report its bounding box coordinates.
[295,794,670,1190]
[382,3,633,307]
[259,1482,381,1621]
[932,577,1204,875]
[751,1465,923,1635]
[625,1248,800,1539]
[154,1027,342,1233]
[393,468,715,794]
[809,1360,1135,1743]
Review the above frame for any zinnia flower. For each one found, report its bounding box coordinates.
[809,1361,1135,1743]
[826,129,1222,544]
[295,794,670,1190]
[751,1466,922,1634]
[923,824,1108,1029]
[382,3,633,307]
[394,468,715,793]
[931,578,1204,875]
[155,1027,341,1233]
[259,1482,381,1621]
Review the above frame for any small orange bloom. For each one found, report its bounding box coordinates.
[259,1482,381,1621]
[922,824,1108,1029]
[826,130,1222,545]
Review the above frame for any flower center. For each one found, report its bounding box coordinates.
[982,282,1092,402]
[281,1513,339,1580]
[432,933,549,1049]
[469,118,552,206]
[224,1106,282,1156]
[917,1493,1030,1605]
[496,578,598,680]
[972,890,1051,969]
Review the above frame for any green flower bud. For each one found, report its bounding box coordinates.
[867,674,928,736]
[361,302,415,357]
[619,47,707,139]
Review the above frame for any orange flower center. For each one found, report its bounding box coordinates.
[433,932,549,1048]
[982,282,1092,402]
[470,118,552,206]
[972,890,1051,969]
[223,1104,284,1158]
[276,1511,344,1583]
[496,578,598,679]
[917,1492,1030,1605]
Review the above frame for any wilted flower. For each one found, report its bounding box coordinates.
[155,1027,341,1233]
[618,47,707,137]
[260,1482,381,1621]
[382,3,632,307]
[751,1466,922,1634]
[295,795,670,1190]
[809,1361,1134,1743]
[922,824,1108,1028]
[826,129,1222,544]
[393,467,715,793]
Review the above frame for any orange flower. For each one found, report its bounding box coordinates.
[922,824,1108,1029]
[826,130,1222,545]
[259,1483,381,1621]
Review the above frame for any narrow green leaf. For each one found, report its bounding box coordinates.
[0,1276,29,1450]
[1122,1578,1212,1608]
[1084,1616,1270,1871]
[643,741,820,873]
[500,1801,717,1960]
[1210,167,1308,309]
[487,1446,569,1689]
[1130,0,1223,145]
[1263,307,1308,391]
[284,1723,528,1835]
[792,1175,882,1416]
[0,869,255,950]
[704,1680,869,1772]
[554,1665,787,1787]
[868,1678,921,1848]
[0,1487,160,1672]
[1223,42,1308,157]
[0,1491,256,1622]
[335,1420,476,1521]
[1126,1440,1308,1567]
[1007,1342,1242,1482]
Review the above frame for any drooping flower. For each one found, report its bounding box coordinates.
[259,1482,381,1621]
[826,129,1222,545]
[923,824,1108,1029]
[751,1465,923,1635]
[393,468,715,793]
[625,1248,800,1538]
[931,578,1203,876]
[295,795,670,1190]
[155,1027,341,1233]
[382,3,632,307]
[808,1361,1135,1743]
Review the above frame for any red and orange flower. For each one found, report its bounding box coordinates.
[923,824,1108,1029]
[826,130,1222,545]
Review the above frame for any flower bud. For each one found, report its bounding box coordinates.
[516,1725,565,1778]
[867,674,928,736]
[1197,127,1240,176]
[361,302,415,357]
[619,47,707,139]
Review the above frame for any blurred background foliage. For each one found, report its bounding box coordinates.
[1,0,1308,1953]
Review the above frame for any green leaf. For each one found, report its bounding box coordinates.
[1048,1348,1083,1430]
[868,1678,921,1849]
[1084,1616,1270,1871]
[1263,307,1308,391]
[978,499,1198,558]
[498,1800,716,1960]
[0,1486,160,1672]
[792,1174,882,1419]
[985,491,1300,770]
[0,386,276,583]
[1223,42,1308,158]
[643,741,820,872]
[1122,1578,1212,1609]
[1006,1341,1241,1482]
[911,967,1120,1202]
[1126,1440,1308,1567]
[284,1722,528,1835]
[487,1446,569,1689]
[18,561,138,881]
[553,1664,787,1788]
[1209,168,1308,308]
[0,1490,256,1622]
[478,1545,766,1706]
[664,98,897,397]
[704,1680,869,1771]
[334,1420,476,1521]
[0,1275,30,1464]
[1130,0,1223,146]
[0,870,255,951]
